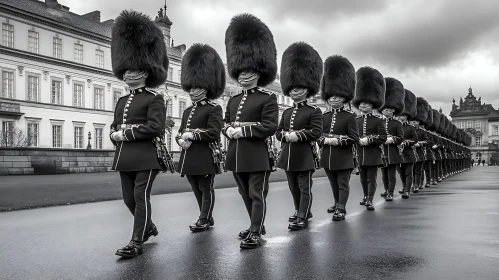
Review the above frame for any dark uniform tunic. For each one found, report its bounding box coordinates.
[175,99,223,175]
[109,86,166,242]
[399,121,418,192]
[175,98,223,221]
[413,126,428,188]
[318,106,359,211]
[356,113,387,202]
[222,87,279,233]
[381,117,404,195]
[276,100,322,219]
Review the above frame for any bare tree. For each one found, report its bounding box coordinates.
[0,127,30,147]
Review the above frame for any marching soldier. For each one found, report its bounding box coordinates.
[222,14,279,249]
[352,67,387,210]
[421,105,435,188]
[110,10,168,258]
[379,78,405,201]
[411,97,430,193]
[176,43,225,232]
[276,42,323,230]
[318,55,359,221]
[397,90,418,199]
[429,109,442,185]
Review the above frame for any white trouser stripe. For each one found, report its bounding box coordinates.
[207,174,215,219]
[141,170,153,241]
[304,170,312,218]
[114,143,123,170]
[259,171,268,233]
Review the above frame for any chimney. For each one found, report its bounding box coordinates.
[45,0,59,8]
[82,11,101,23]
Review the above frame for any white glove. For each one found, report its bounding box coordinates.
[359,137,369,146]
[181,132,194,141]
[226,127,235,139]
[385,137,394,145]
[182,140,192,149]
[111,131,125,141]
[178,138,185,146]
[414,143,421,148]
[331,138,339,146]
[432,145,438,149]
[288,132,299,142]
[232,127,244,139]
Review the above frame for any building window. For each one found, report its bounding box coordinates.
[168,67,173,81]
[94,128,103,149]
[27,122,39,147]
[52,125,62,148]
[166,102,172,117]
[475,136,481,146]
[51,79,62,104]
[467,121,473,128]
[166,133,172,151]
[178,70,181,82]
[53,37,62,59]
[475,121,481,132]
[95,49,104,68]
[28,30,39,53]
[1,121,14,147]
[74,126,84,149]
[493,126,499,136]
[2,23,14,48]
[459,122,465,129]
[73,83,84,107]
[179,99,186,117]
[113,90,121,109]
[94,87,104,110]
[74,43,83,63]
[27,75,39,102]
[1,70,14,98]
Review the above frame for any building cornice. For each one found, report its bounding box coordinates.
[0,97,114,115]
[0,5,111,44]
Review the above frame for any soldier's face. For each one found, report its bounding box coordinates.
[123,70,148,87]
[398,115,408,122]
[238,71,260,87]
[382,108,395,117]
[189,87,207,102]
[327,96,345,108]
[359,102,373,113]
[289,88,308,101]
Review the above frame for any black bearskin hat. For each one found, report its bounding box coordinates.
[280,42,323,98]
[181,43,226,100]
[430,109,440,131]
[415,97,429,122]
[401,89,417,118]
[438,113,446,134]
[320,55,356,103]
[445,117,452,137]
[352,66,385,109]
[424,104,434,128]
[452,125,458,140]
[111,10,169,88]
[225,13,277,87]
[380,77,405,115]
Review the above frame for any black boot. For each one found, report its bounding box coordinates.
[240,232,262,249]
[238,226,266,239]
[288,218,308,230]
[332,209,346,221]
[385,194,393,201]
[365,201,375,211]
[115,240,143,258]
[402,191,410,199]
[143,223,158,243]
[359,196,367,205]
[189,219,212,232]
[380,190,388,197]
[412,185,419,193]
[425,183,430,188]
[288,210,298,222]
[327,204,336,213]
[398,189,405,194]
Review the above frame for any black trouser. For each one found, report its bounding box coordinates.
[413,161,424,187]
[423,161,431,185]
[398,163,414,192]
[285,170,314,219]
[359,166,378,201]
[381,164,397,195]
[432,161,439,182]
[120,170,158,242]
[186,174,215,221]
[233,171,271,233]
[324,168,352,210]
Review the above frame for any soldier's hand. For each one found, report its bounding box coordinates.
[183,140,192,149]
[414,143,421,148]
[232,128,244,139]
[359,137,368,146]
[226,127,236,139]
[288,132,299,142]
[432,145,438,149]
[178,139,185,147]
[111,131,125,141]
[385,137,394,144]
[182,132,194,141]
[331,138,339,146]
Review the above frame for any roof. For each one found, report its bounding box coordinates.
[1,0,112,38]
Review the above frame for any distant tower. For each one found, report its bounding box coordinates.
[155,1,173,47]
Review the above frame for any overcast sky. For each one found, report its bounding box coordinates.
[63,0,499,115]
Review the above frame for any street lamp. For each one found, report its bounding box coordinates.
[87,131,92,149]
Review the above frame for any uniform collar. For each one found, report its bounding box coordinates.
[242,87,258,94]
[130,86,146,94]
[195,98,209,106]
[361,112,373,117]
[331,106,344,113]
[294,100,307,107]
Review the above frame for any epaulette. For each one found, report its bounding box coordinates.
[344,108,356,115]
[145,87,159,96]
[206,100,218,106]
[373,114,384,119]
[306,103,318,109]
[257,87,275,95]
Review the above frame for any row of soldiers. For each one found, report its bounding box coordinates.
[107,11,472,258]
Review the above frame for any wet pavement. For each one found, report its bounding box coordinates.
[1,166,498,280]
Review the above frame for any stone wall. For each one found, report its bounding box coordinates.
[0,148,181,175]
